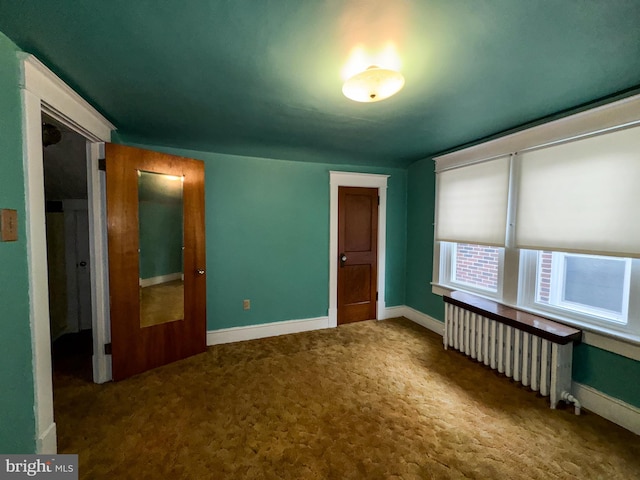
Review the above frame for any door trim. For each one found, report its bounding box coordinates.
[20,53,114,453]
[329,171,389,328]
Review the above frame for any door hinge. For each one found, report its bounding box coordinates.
[378,196,380,205]
[104,342,112,355]
[98,158,106,171]
[376,291,379,301]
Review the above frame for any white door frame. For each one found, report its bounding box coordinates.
[328,171,389,328]
[19,53,115,453]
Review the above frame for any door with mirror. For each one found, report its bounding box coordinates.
[105,143,206,381]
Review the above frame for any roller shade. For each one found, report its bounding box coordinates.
[435,155,510,246]
[515,125,640,257]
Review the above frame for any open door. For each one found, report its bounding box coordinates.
[105,143,206,381]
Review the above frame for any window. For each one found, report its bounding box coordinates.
[433,115,640,342]
[533,251,632,324]
[440,242,504,297]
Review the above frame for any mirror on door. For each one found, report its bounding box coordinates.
[138,170,184,328]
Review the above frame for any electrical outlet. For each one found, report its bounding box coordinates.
[243,299,251,310]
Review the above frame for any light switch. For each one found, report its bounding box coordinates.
[0,209,17,242]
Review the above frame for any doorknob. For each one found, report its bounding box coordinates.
[340,253,347,267]
[196,269,205,275]
[79,261,87,267]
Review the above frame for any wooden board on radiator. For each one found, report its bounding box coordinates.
[444,290,581,344]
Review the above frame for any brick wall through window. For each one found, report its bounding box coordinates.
[453,243,500,291]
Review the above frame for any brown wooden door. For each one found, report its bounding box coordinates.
[105,143,206,381]
[337,186,378,325]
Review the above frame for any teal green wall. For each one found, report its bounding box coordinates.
[405,157,640,408]
[573,343,640,407]
[116,140,407,330]
[0,33,37,453]
[405,158,443,319]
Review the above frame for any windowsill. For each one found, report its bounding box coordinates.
[432,282,640,361]
[444,290,581,344]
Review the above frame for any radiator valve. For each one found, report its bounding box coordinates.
[561,391,582,415]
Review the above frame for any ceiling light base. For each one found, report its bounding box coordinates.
[342,66,405,103]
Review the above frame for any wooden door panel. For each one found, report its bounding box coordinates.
[344,194,374,252]
[106,143,206,381]
[337,187,378,325]
[342,265,371,304]
[341,303,374,323]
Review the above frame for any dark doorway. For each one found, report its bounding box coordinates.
[42,113,93,382]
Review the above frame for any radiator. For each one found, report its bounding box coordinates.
[444,300,581,413]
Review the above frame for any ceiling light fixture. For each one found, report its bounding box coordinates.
[342,65,405,103]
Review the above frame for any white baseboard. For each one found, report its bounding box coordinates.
[37,422,57,454]
[207,316,330,345]
[379,305,407,320]
[382,305,445,336]
[572,382,640,435]
[139,272,182,288]
[208,307,419,346]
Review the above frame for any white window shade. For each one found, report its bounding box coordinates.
[515,125,640,257]
[435,155,510,246]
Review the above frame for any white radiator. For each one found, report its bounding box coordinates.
[444,301,580,413]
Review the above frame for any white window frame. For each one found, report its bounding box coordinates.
[547,252,631,324]
[519,250,640,337]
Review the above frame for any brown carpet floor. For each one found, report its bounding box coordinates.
[53,318,640,479]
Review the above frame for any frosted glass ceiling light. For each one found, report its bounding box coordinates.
[342,65,405,103]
